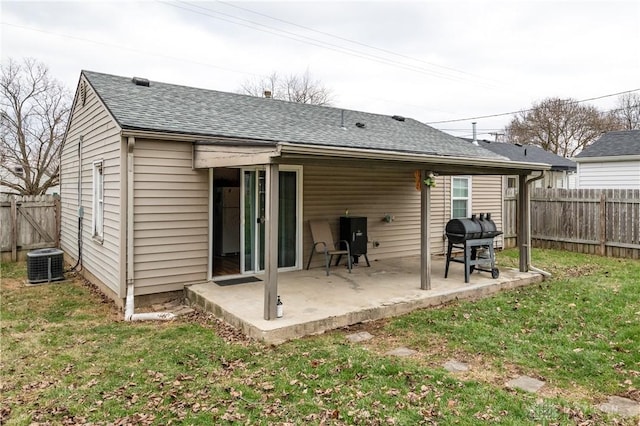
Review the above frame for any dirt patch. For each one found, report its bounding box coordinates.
[182,309,258,347]
[622,389,640,403]
[1,278,24,291]
[552,263,601,279]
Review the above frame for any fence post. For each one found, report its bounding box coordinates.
[10,197,17,262]
[55,196,62,248]
[599,191,606,255]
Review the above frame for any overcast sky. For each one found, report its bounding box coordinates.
[2,0,639,139]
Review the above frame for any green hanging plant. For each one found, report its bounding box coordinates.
[423,172,437,188]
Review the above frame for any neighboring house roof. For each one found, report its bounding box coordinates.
[82,71,507,161]
[574,130,640,159]
[471,139,577,171]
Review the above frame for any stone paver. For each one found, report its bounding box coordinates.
[346,331,374,343]
[597,396,640,418]
[443,359,469,373]
[505,376,545,393]
[385,347,417,357]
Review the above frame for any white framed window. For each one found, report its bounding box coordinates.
[92,160,104,241]
[451,176,471,218]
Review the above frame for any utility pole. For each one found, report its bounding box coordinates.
[489,132,505,142]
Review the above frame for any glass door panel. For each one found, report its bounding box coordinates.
[278,171,297,268]
[258,170,266,271]
[242,168,298,273]
[243,170,256,273]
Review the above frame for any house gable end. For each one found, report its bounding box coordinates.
[60,72,124,299]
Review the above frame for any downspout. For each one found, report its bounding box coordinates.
[525,171,551,277]
[124,136,175,321]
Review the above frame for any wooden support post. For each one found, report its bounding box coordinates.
[420,171,431,290]
[263,164,279,320]
[517,174,529,272]
[10,197,18,262]
[599,191,606,255]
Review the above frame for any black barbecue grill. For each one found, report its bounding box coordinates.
[444,213,503,283]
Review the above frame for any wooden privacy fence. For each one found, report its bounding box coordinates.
[504,188,640,259]
[0,195,61,262]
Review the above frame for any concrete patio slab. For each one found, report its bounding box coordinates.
[186,256,543,344]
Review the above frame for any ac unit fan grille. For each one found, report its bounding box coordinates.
[27,248,65,284]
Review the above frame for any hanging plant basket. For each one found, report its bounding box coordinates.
[423,172,437,188]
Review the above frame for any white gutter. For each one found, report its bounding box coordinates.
[124,136,175,322]
[525,172,552,277]
[278,142,550,172]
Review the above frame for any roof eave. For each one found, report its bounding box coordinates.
[121,128,279,145]
[574,154,640,162]
[120,129,550,172]
[278,142,550,172]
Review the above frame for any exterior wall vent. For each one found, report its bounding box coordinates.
[392,115,405,122]
[132,77,150,87]
[27,248,65,284]
[79,81,87,107]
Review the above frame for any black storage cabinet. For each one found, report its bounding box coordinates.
[340,216,370,266]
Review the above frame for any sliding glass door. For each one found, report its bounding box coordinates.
[241,167,300,274]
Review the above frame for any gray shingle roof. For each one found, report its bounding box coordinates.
[575,130,640,158]
[82,71,505,160]
[472,139,576,171]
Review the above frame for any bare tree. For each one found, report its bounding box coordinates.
[238,69,333,106]
[505,97,617,158]
[239,72,279,100]
[0,58,70,195]
[611,92,640,130]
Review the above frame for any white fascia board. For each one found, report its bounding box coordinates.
[278,142,550,171]
[574,155,640,163]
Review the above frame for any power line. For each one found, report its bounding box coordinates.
[161,0,499,87]
[425,88,640,124]
[214,0,496,87]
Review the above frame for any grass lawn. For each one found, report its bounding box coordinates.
[1,249,639,425]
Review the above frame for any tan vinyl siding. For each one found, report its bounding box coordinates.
[471,175,504,247]
[303,165,421,268]
[428,175,504,252]
[60,76,122,296]
[429,175,450,255]
[303,167,505,269]
[133,139,209,295]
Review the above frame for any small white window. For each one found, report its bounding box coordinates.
[451,176,471,218]
[92,160,104,240]
[507,177,517,189]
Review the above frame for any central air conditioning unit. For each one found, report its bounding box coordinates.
[27,248,65,284]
